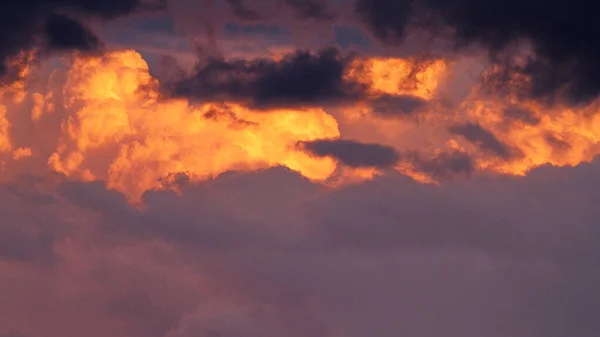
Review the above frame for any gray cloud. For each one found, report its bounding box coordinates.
[408,150,474,180]
[299,139,401,168]
[369,94,428,117]
[449,122,518,159]
[299,139,474,181]
[225,0,334,21]
[172,48,367,109]
[1,160,600,337]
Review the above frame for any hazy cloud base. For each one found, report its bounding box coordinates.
[1,161,599,337]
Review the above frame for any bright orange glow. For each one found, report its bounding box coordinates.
[345,58,447,99]
[0,105,10,154]
[0,49,598,200]
[457,97,600,175]
[43,50,340,199]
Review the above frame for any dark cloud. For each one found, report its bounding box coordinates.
[355,0,600,105]
[300,139,473,180]
[0,0,165,84]
[226,0,334,21]
[369,94,428,117]
[44,14,102,51]
[283,0,334,21]
[173,48,367,108]
[0,330,29,337]
[355,0,412,44]
[409,150,474,180]
[449,122,516,159]
[299,139,401,168]
[225,0,261,21]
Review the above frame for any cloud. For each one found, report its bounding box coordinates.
[0,0,165,84]
[0,49,340,200]
[1,3,600,337]
[0,47,598,199]
[355,0,600,105]
[300,139,474,181]
[225,0,262,21]
[355,0,413,44]
[502,105,541,126]
[173,48,367,108]
[283,0,334,21]
[225,0,334,21]
[43,14,103,51]
[407,150,474,180]
[368,94,428,117]
[164,300,279,337]
[0,178,63,265]
[448,122,517,160]
[300,139,401,168]
[2,161,600,337]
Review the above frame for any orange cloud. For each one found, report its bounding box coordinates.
[0,49,599,201]
[42,50,340,200]
[345,57,447,99]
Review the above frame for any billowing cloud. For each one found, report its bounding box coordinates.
[355,0,600,105]
[0,48,597,199]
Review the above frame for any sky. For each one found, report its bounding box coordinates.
[0,1,600,336]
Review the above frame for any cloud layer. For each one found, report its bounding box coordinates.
[2,162,600,337]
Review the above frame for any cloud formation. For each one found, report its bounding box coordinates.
[0,1,165,83]
[1,4,600,337]
[300,138,401,168]
[0,46,597,199]
[173,48,366,108]
[43,14,102,51]
[448,122,517,160]
[355,0,600,105]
